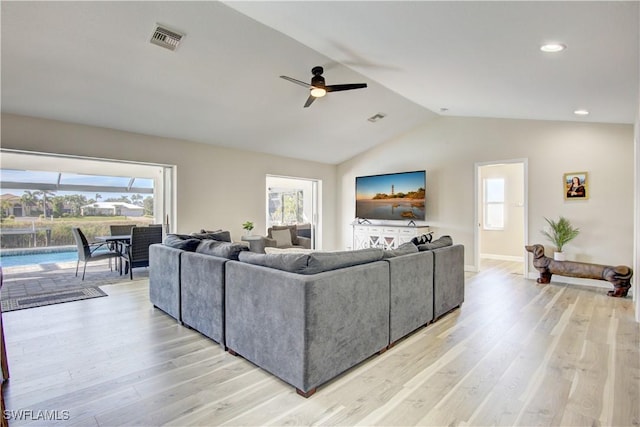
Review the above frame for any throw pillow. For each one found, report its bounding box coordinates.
[163,234,201,252]
[196,239,248,260]
[271,229,293,247]
[269,225,299,246]
[190,230,232,242]
[411,233,433,245]
[200,229,222,233]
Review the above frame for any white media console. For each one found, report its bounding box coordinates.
[352,224,430,250]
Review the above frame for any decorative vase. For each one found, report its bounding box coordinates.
[554,251,565,261]
[245,229,252,236]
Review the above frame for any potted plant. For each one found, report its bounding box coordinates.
[242,221,254,236]
[541,216,580,261]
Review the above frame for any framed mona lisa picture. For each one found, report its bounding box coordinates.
[564,172,588,200]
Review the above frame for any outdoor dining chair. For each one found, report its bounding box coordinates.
[120,226,163,279]
[72,227,120,281]
[108,224,135,272]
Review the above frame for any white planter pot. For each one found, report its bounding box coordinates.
[554,251,565,261]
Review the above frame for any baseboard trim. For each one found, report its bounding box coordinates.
[480,254,524,262]
[465,264,478,273]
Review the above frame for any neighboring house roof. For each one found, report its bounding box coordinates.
[81,202,143,210]
[0,194,21,202]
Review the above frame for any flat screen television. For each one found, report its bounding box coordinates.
[355,170,426,221]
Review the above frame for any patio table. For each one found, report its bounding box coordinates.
[95,235,131,274]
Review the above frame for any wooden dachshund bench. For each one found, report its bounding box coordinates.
[525,244,633,297]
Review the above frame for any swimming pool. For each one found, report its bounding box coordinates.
[0,247,110,268]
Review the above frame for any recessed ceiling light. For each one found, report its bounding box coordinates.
[540,43,566,53]
[574,109,589,116]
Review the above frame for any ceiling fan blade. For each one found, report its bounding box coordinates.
[280,75,311,88]
[325,83,367,93]
[303,95,316,108]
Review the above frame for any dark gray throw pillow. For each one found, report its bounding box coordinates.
[417,235,453,251]
[196,239,248,260]
[163,234,201,252]
[191,230,232,242]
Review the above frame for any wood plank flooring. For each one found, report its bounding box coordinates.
[2,260,638,426]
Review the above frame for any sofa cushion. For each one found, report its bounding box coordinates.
[196,239,248,260]
[305,248,384,274]
[191,230,232,242]
[417,235,453,251]
[271,229,293,247]
[238,251,310,274]
[382,242,420,258]
[268,225,299,246]
[163,234,201,251]
[238,248,384,275]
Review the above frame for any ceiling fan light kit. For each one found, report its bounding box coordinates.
[280,66,367,108]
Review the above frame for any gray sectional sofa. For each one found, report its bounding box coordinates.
[148,233,464,397]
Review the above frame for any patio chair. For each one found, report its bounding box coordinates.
[120,226,163,279]
[109,224,135,272]
[72,227,119,280]
[110,224,136,236]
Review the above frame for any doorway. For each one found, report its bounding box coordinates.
[475,159,527,274]
[265,175,320,249]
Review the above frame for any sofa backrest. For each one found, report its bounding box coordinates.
[238,248,384,275]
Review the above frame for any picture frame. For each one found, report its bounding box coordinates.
[564,171,588,200]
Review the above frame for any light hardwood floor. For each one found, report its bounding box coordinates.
[3,262,638,426]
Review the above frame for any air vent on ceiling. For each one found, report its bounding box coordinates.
[150,25,184,51]
[368,113,386,123]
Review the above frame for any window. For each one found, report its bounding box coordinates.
[484,178,505,230]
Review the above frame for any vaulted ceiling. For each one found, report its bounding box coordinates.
[2,1,638,165]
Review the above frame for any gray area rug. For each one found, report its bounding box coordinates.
[1,287,107,312]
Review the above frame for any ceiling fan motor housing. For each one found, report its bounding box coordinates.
[311,74,325,88]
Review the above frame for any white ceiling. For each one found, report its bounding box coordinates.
[2,1,638,165]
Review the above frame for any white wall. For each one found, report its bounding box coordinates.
[0,113,338,247]
[479,162,525,260]
[337,116,634,272]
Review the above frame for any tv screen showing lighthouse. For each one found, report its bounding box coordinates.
[355,170,426,221]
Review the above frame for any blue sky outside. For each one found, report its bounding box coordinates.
[356,171,425,199]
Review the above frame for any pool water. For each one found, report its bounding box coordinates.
[0,249,111,268]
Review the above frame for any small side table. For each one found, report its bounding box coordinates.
[241,235,265,253]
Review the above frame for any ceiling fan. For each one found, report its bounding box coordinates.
[280,66,367,108]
